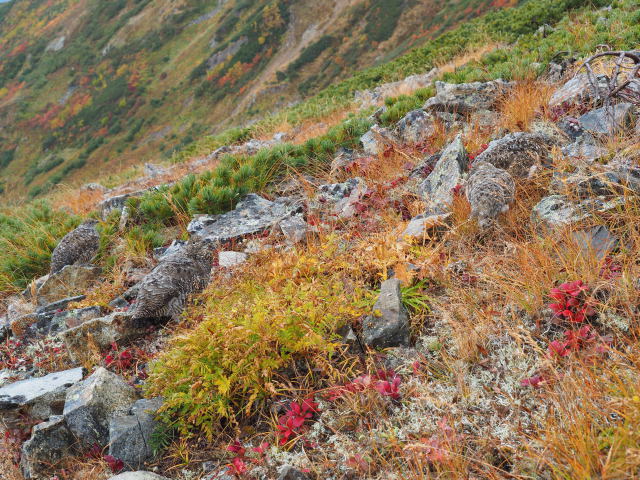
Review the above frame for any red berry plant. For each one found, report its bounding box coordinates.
[548,280,595,324]
[276,397,320,446]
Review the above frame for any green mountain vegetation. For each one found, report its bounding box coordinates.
[0,0,515,200]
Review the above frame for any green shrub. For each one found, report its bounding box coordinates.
[147,236,369,437]
[0,202,79,291]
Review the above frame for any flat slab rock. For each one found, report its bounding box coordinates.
[0,367,84,419]
[188,194,302,245]
[107,473,170,480]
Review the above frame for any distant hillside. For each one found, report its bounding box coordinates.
[0,0,518,200]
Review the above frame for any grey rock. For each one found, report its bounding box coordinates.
[363,278,410,348]
[562,135,606,162]
[153,240,187,261]
[63,367,139,447]
[61,312,142,363]
[549,73,609,107]
[278,215,309,244]
[188,194,302,246]
[557,117,586,141]
[143,163,166,177]
[418,134,467,213]
[278,466,311,480]
[473,132,556,177]
[37,265,101,307]
[52,306,104,331]
[578,103,635,135]
[354,69,438,107]
[218,251,248,268]
[330,148,356,174]
[50,220,100,275]
[572,225,618,260]
[6,297,33,322]
[129,241,214,321]
[360,125,397,155]
[0,367,84,420]
[424,79,512,114]
[36,295,87,315]
[466,161,515,228]
[20,415,77,479]
[109,397,163,471]
[532,195,625,227]
[394,109,435,144]
[399,213,451,241]
[107,473,170,480]
[316,177,368,219]
[550,168,622,198]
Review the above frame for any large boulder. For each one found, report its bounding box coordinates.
[63,367,139,446]
[0,367,84,421]
[20,416,77,479]
[108,397,164,471]
[424,79,511,114]
[472,132,556,178]
[36,265,101,307]
[363,278,410,348]
[187,194,302,246]
[418,134,468,213]
[578,103,635,135]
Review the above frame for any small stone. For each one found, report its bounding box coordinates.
[399,213,451,241]
[278,466,311,480]
[63,367,139,447]
[279,215,309,244]
[36,265,101,307]
[109,397,164,470]
[20,416,76,479]
[0,367,84,420]
[363,278,410,348]
[531,195,588,227]
[218,251,248,268]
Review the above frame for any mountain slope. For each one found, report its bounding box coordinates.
[0,0,517,200]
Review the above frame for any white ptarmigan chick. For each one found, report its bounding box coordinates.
[465,161,516,228]
[50,220,100,274]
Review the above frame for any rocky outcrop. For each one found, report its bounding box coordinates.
[424,79,512,114]
[363,278,410,348]
[314,177,368,219]
[394,109,435,144]
[188,194,302,245]
[360,125,398,155]
[549,73,609,107]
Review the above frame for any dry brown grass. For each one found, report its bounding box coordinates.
[436,42,505,75]
[498,80,555,132]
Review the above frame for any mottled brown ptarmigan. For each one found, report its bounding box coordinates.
[50,220,100,274]
[129,240,214,321]
[465,161,516,228]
